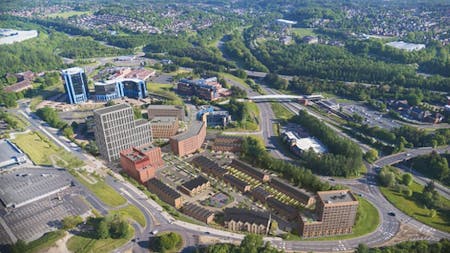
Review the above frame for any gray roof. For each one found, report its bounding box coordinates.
[181,176,209,191]
[147,178,181,199]
[183,202,214,219]
[147,105,183,110]
[94,103,131,115]
[171,121,204,141]
[150,116,178,123]
[0,168,71,208]
[224,208,270,225]
[135,119,150,126]
[0,140,23,166]
[318,190,357,204]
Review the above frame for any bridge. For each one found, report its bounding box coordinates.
[248,94,324,102]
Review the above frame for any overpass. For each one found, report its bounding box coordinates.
[248,94,323,102]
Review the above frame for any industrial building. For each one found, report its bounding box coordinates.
[281,131,327,155]
[0,139,26,169]
[299,190,359,237]
[170,121,206,157]
[147,105,185,121]
[150,116,179,139]
[94,104,153,161]
[120,144,164,184]
[62,67,89,104]
[147,178,183,209]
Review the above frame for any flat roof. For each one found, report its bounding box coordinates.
[0,140,23,166]
[150,116,178,123]
[94,103,131,115]
[0,168,71,208]
[171,121,204,141]
[135,119,150,126]
[294,137,327,154]
[317,190,357,204]
[148,105,183,110]
[62,67,84,75]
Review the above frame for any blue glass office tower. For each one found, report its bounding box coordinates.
[62,67,89,104]
[94,78,147,102]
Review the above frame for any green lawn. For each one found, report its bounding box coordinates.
[110,205,146,227]
[12,131,84,169]
[21,230,66,253]
[66,227,133,253]
[292,28,317,37]
[146,82,183,105]
[380,181,450,233]
[271,102,295,121]
[219,72,251,89]
[46,11,92,18]
[70,170,127,207]
[285,197,379,241]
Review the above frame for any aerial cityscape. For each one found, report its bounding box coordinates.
[0,0,449,252]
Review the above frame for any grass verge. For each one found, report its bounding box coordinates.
[70,170,127,207]
[380,181,450,233]
[12,131,84,169]
[271,102,295,121]
[66,226,133,253]
[20,230,66,253]
[110,205,146,227]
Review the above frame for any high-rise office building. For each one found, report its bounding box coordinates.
[94,104,153,161]
[61,67,89,104]
[94,78,147,102]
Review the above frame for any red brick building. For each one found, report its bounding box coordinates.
[170,121,206,157]
[120,144,164,184]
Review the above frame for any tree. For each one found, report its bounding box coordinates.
[97,219,109,239]
[62,125,74,139]
[62,215,83,230]
[10,239,27,253]
[270,220,278,234]
[356,244,369,253]
[364,149,378,163]
[240,234,264,253]
[429,209,437,218]
[379,169,396,187]
[402,173,413,186]
[133,106,142,119]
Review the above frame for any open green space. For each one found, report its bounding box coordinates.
[380,181,450,233]
[110,205,146,227]
[66,226,133,253]
[46,11,92,18]
[292,28,317,37]
[12,131,84,169]
[285,197,379,241]
[271,102,295,121]
[146,82,183,105]
[70,170,127,207]
[10,230,66,253]
[219,72,251,89]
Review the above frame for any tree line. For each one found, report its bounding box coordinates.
[356,239,450,253]
[408,151,450,187]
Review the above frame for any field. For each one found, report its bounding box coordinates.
[66,226,133,253]
[146,82,183,105]
[110,205,146,227]
[380,181,450,233]
[271,103,295,121]
[292,28,317,37]
[70,170,127,207]
[12,131,84,169]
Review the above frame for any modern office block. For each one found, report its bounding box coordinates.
[94,78,147,102]
[150,116,179,139]
[170,121,206,157]
[94,103,152,161]
[147,105,185,121]
[62,67,89,104]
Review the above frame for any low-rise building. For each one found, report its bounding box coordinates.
[266,197,299,220]
[197,107,231,127]
[212,136,243,153]
[120,144,164,184]
[223,174,251,192]
[224,208,271,235]
[177,77,230,101]
[190,156,228,178]
[150,116,179,139]
[178,176,210,196]
[230,159,270,182]
[3,80,33,93]
[250,186,272,204]
[170,121,206,157]
[147,105,185,121]
[182,202,215,224]
[147,178,183,209]
[281,131,327,155]
[299,190,359,237]
[270,177,315,207]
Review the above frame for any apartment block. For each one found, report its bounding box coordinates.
[182,202,215,224]
[299,190,359,238]
[147,105,185,121]
[190,156,228,178]
[212,136,243,153]
[150,116,179,139]
[170,121,206,157]
[94,104,153,161]
[120,144,164,184]
[147,178,183,209]
[178,176,210,196]
[223,174,251,192]
[270,177,315,206]
[229,159,270,182]
[224,208,271,235]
